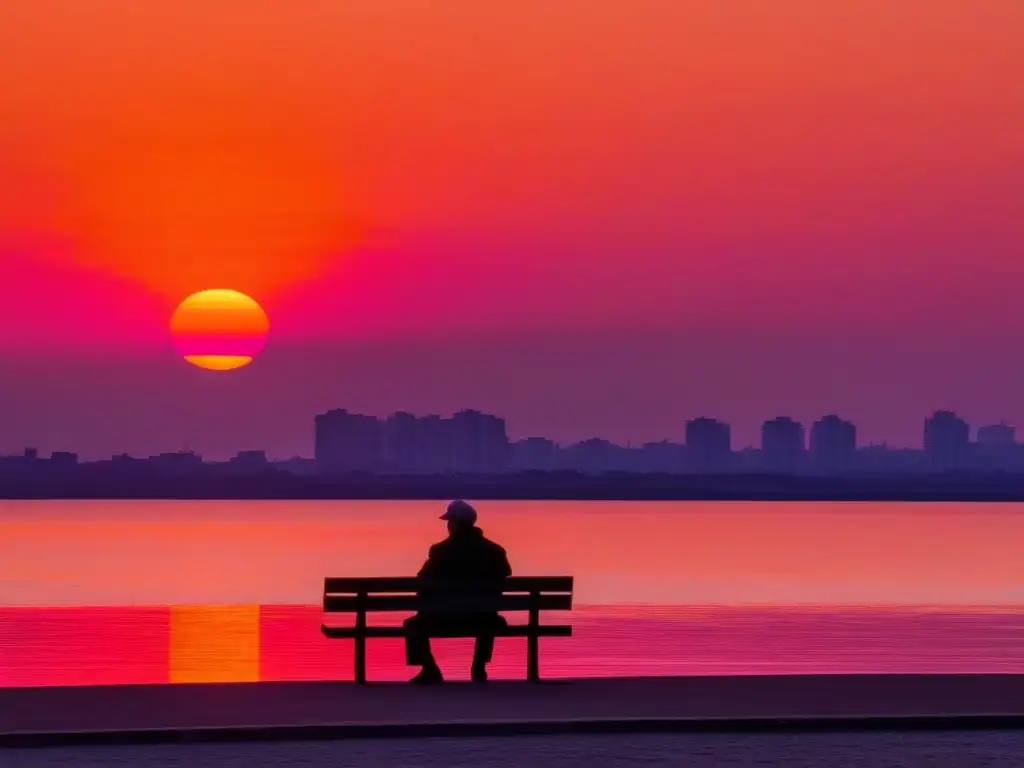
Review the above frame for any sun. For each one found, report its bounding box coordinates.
[170,289,270,371]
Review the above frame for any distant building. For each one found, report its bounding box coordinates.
[0,448,39,470]
[977,423,1015,446]
[975,422,1019,472]
[273,457,318,476]
[761,417,805,473]
[856,444,927,474]
[451,409,509,473]
[809,414,857,474]
[510,437,559,472]
[314,409,384,474]
[685,417,731,472]
[148,451,203,473]
[316,408,509,475]
[923,410,970,471]
[384,410,495,474]
[561,439,624,474]
[732,446,764,473]
[417,414,455,473]
[228,450,268,473]
[0,448,75,476]
[383,411,424,473]
[638,441,686,473]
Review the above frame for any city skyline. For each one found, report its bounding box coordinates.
[7,407,1019,471]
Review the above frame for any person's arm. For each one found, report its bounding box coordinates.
[497,546,512,579]
[417,544,440,579]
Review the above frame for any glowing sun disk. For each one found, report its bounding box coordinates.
[170,289,269,371]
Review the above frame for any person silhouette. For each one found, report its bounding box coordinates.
[403,500,512,683]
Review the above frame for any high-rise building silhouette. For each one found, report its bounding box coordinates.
[315,408,510,474]
[809,414,857,474]
[383,411,424,473]
[417,414,456,473]
[314,409,384,473]
[923,410,970,471]
[761,417,805,473]
[451,409,509,473]
[685,417,731,472]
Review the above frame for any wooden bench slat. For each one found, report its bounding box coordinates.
[323,577,420,593]
[323,576,573,594]
[321,624,573,639]
[323,593,573,613]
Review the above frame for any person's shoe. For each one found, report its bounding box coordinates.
[471,665,488,683]
[410,667,444,684]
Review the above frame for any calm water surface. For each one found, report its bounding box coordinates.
[1,500,1023,686]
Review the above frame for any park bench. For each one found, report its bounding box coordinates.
[320,576,574,684]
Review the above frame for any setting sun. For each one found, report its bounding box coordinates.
[170,289,269,371]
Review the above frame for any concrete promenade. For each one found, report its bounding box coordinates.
[4,674,1024,748]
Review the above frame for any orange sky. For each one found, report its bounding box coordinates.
[3,1,1021,331]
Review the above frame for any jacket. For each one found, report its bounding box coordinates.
[417,526,512,607]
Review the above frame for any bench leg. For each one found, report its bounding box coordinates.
[355,635,367,685]
[527,602,541,682]
[354,603,368,684]
[527,634,540,682]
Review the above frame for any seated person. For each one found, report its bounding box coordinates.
[404,500,511,683]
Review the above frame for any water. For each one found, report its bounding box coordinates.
[2,500,1024,685]
[6,499,1024,606]
[8,732,1024,767]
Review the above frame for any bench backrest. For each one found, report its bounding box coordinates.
[322,576,574,613]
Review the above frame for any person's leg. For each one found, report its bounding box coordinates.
[471,635,495,681]
[403,614,443,683]
[471,615,505,682]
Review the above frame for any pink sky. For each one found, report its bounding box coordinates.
[0,1,1022,456]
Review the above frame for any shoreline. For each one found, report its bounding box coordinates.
[5,674,1024,748]
[8,714,1024,749]
[5,499,1023,503]
[5,469,1024,502]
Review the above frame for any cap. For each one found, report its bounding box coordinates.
[440,499,478,524]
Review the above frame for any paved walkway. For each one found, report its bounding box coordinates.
[4,674,1024,747]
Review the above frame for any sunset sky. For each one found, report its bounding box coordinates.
[1,1,1022,458]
